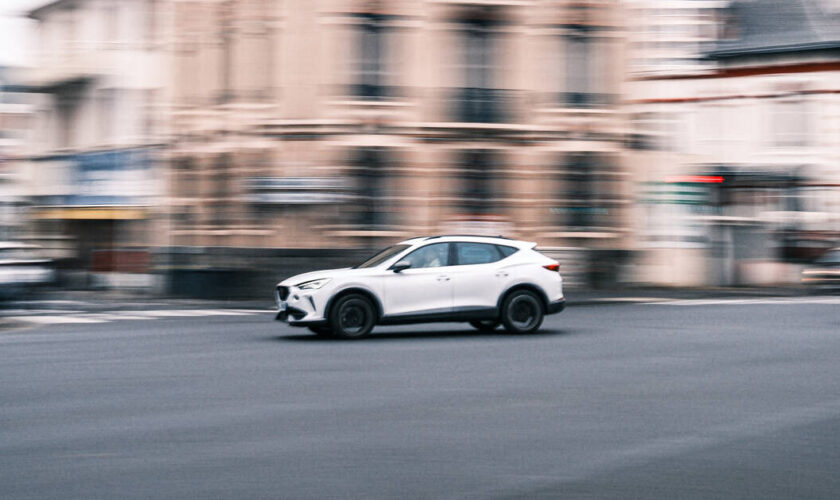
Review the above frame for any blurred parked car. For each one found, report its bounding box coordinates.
[0,242,55,301]
[801,248,840,291]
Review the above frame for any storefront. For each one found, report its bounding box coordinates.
[30,147,159,288]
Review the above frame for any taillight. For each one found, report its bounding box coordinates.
[543,263,560,272]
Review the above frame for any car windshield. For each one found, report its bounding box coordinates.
[354,244,411,268]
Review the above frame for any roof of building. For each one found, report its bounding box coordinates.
[708,0,840,59]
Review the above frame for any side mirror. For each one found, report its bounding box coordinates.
[391,260,412,273]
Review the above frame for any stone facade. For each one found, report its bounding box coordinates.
[168,0,631,265]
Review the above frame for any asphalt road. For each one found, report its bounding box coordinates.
[2,299,840,499]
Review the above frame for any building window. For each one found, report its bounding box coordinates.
[97,88,115,144]
[556,153,618,229]
[464,22,492,90]
[772,97,809,148]
[57,102,75,148]
[354,15,387,99]
[211,154,232,225]
[354,148,394,229]
[455,18,503,123]
[145,0,158,45]
[105,0,118,42]
[459,150,498,215]
[218,0,234,103]
[630,112,674,151]
[174,158,196,199]
[563,29,609,108]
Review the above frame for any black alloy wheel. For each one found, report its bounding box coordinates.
[469,320,501,332]
[307,325,334,338]
[329,294,376,339]
[501,290,544,334]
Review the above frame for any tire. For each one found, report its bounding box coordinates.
[469,320,500,332]
[500,290,544,334]
[307,325,333,338]
[329,294,376,339]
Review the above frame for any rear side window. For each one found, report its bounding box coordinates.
[496,245,518,258]
[455,242,502,265]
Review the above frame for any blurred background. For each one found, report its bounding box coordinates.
[1,0,839,299]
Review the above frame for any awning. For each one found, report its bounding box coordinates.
[34,207,148,220]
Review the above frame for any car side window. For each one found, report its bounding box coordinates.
[455,243,501,265]
[402,243,450,269]
[496,245,518,258]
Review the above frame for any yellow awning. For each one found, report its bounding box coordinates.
[34,207,148,220]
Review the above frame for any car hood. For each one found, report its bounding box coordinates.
[278,267,374,287]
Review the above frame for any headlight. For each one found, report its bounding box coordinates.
[295,278,331,290]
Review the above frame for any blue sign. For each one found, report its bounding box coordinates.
[36,148,155,206]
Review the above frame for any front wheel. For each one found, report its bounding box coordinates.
[329,294,375,339]
[501,290,544,334]
[469,320,500,332]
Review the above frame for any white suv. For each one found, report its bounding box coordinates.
[274,236,565,338]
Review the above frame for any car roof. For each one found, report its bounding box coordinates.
[397,235,535,248]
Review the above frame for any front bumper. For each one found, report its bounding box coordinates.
[275,309,328,326]
[546,298,566,315]
[274,285,327,325]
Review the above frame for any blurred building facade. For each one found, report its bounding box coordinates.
[628,0,840,286]
[12,0,840,295]
[0,66,35,241]
[626,0,725,78]
[22,0,169,288]
[167,0,631,295]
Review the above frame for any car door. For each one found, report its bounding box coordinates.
[381,242,453,317]
[449,242,509,312]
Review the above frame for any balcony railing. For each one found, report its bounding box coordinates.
[352,83,394,100]
[561,92,613,109]
[453,87,509,123]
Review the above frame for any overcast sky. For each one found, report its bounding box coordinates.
[0,0,44,67]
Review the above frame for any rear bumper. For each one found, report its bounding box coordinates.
[546,298,566,315]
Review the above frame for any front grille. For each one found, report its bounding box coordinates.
[277,285,290,301]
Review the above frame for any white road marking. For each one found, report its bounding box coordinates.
[80,313,155,321]
[593,297,670,303]
[3,308,267,328]
[5,316,107,324]
[131,310,206,317]
[1,309,84,316]
[131,309,258,317]
[647,296,840,306]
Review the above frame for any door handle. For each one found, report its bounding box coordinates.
[437,275,451,282]
[495,272,509,277]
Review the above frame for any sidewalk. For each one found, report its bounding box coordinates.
[567,286,810,305]
[0,291,274,314]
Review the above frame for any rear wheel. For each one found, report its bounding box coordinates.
[469,320,500,332]
[307,325,333,338]
[501,290,544,334]
[329,294,375,339]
